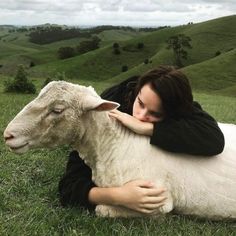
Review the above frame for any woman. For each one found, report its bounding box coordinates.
[58,65,225,214]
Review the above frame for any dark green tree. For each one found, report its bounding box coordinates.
[4,65,36,94]
[121,65,128,72]
[58,46,75,59]
[166,34,192,67]
[41,77,52,88]
[77,36,100,55]
[113,48,121,55]
[137,42,144,49]
[113,42,119,49]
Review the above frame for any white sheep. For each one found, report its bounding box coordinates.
[4,81,236,220]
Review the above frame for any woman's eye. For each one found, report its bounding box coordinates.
[138,100,144,108]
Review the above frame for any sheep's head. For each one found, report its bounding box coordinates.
[4,81,119,154]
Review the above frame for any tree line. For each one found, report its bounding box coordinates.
[27,25,170,45]
[58,36,101,59]
[29,27,90,44]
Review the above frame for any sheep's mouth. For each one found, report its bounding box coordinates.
[9,143,29,154]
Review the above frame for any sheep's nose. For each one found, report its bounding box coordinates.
[3,130,15,141]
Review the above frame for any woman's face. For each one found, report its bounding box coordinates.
[132,84,164,123]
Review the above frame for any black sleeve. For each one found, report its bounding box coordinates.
[58,151,96,211]
[150,102,225,156]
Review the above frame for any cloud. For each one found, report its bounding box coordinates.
[0,0,235,26]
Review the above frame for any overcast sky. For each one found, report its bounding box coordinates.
[0,0,235,27]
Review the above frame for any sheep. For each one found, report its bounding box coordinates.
[3,81,236,220]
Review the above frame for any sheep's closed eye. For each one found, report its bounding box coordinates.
[50,105,66,115]
[51,108,64,114]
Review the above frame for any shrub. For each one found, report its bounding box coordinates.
[42,77,52,88]
[144,58,149,64]
[113,42,119,49]
[121,65,128,72]
[137,42,144,49]
[4,65,36,94]
[58,46,75,59]
[30,61,35,67]
[77,36,100,55]
[113,48,121,55]
[215,51,221,56]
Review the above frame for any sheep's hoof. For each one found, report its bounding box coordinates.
[95,205,118,217]
[95,205,142,218]
[159,199,174,214]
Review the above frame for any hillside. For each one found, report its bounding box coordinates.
[32,16,236,81]
[183,48,236,95]
[0,26,149,75]
[0,15,236,96]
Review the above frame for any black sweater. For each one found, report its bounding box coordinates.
[58,77,225,210]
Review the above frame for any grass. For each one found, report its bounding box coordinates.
[1,15,236,235]
[0,79,236,236]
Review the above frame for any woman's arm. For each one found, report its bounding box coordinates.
[150,103,225,156]
[89,180,166,214]
[109,109,154,136]
[59,151,166,213]
[108,103,224,156]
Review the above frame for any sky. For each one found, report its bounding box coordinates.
[0,0,235,27]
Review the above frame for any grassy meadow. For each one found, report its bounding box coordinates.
[0,15,236,235]
[0,82,236,236]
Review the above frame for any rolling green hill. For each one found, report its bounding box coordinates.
[0,15,236,97]
[183,48,236,95]
[0,26,148,75]
[32,16,236,84]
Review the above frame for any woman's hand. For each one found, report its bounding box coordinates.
[88,180,167,214]
[109,109,154,136]
[115,180,167,214]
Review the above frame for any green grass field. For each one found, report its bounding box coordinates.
[0,80,236,236]
[0,15,236,235]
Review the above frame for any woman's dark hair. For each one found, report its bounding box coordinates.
[135,65,194,118]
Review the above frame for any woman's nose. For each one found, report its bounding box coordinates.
[138,111,149,122]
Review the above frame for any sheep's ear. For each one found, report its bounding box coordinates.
[84,96,120,111]
[95,100,120,111]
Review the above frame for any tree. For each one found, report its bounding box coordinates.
[77,36,100,55]
[41,77,52,88]
[121,65,128,72]
[113,48,121,55]
[113,42,119,49]
[137,42,144,49]
[29,61,35,67]
[4,65,36,94]
[166,34,192,67]
[215,50,221,57]
[58,46,75,59]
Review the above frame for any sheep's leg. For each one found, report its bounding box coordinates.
[95,205,144,217]
[95,199,173,218]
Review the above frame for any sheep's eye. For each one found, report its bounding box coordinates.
[51,108,64,114]
[52,109,63,114]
